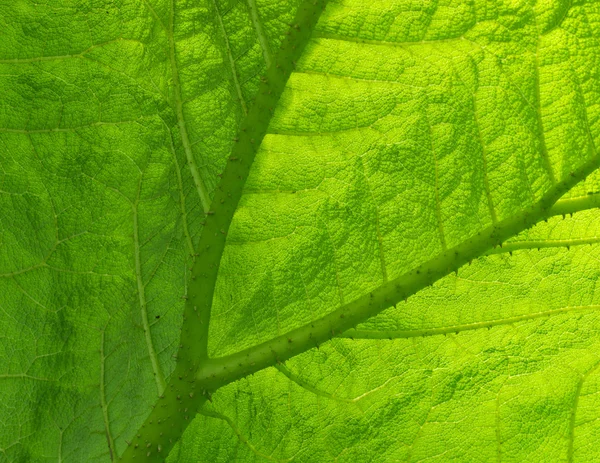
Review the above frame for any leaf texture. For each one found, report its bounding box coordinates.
[2,0,600,462]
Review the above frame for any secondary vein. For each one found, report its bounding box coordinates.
[484,236,600,255]
[133,198,166,396]
[567,359,600,463]
[201,409,292,462]
[212,0,248,115]
[168,0,211,213]
[246,0,273,68]
[533,39,557,184]
[100,329,117,461]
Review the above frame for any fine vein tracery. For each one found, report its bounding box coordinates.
[6,1,600,462]
[117,1,600,461]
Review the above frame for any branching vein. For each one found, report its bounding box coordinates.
[340,305,600,340]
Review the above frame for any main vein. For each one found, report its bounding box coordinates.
[340,305,600,340]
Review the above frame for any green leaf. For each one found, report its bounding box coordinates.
[2,0,600,462]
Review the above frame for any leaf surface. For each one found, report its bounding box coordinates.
[2,0,600,462]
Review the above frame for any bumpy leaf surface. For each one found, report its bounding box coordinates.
[2,0,600,462]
